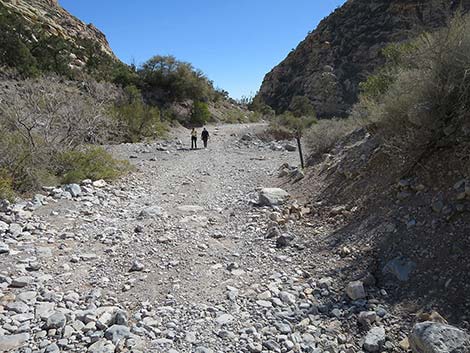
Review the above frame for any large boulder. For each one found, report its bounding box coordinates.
[363,327,386,352]
[383,256,416,281]
[64,184,82,197]
[46,311,67,329]
[0,333,30,351]
[346,280,366,300]
[138,206,165,219]
[104,325,131,344]
[88,339,115,353]
[0,242,10,254]
[258,188,290,207]
[410,322,470,353]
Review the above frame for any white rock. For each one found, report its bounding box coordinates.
[35,302,56,319]
[0,333,30,351]
[0,220,9,233]
[346,280,366,300]
[363,327,386,352]
[0,242,10,254]
[410,321,470,353]
[258,188,290,206]
[216,313,234,326]
[64,184,82,197]
[139,206,164,218]
[88,338,115,353]
[92,179,107,188]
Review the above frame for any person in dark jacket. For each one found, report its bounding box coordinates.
[201,128,210,148]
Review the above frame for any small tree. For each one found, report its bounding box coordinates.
[282,96,317,168]
[190,101,211,126]
[113,85,167,142]
[289,95,315,118]
[277,112,317,169]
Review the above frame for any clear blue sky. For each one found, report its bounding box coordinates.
[60,0,346,99]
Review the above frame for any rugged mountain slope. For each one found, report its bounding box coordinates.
[1,0,114,57]
[0,0,117,73]
[258,0,470,117]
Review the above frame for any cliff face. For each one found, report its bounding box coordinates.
[0,0,115,59]
[258,0,470,117]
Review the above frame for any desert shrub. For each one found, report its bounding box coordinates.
[56,147,131,184]
[265,112,317,141]
[190,101,211,126]
[0,169,15,202]
[246,93,276,119]
[262,125,294,141]
[0,76,117,192]
[113,85,168,142]
[275,112,317,136]
[248,111,262,123]
[305,117,365,155]
[0,128,58,192]
[289,95,316,118]
[224,109,246,124]
[359,42,416,100]
[355,14,470,152]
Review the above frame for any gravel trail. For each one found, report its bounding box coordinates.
[1,123,441,353]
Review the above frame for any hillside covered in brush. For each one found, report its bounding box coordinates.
[257,0,470,117]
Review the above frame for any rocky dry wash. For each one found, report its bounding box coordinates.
[0,124,468,353]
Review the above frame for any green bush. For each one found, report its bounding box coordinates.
[262,125,294,141]
[0,169,15,202]
[190,101,211,126]
[0,128,54,192]
[57,147,131,184]
[224,109,245,124]
[359,42,416,100]
[0,77,120,193]
[248,94,276,118]
[275,112,317,136]
[289,96,316,118]
[113,86,168,142]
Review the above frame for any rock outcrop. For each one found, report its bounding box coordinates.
[0,0,115,58]
[258,0,470,117]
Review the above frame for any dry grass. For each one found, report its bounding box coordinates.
[305,117,365,155]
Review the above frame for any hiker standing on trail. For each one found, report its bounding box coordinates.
[201,127,209,148]
[191,128,198,149]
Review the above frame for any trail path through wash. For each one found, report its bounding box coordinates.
[1,123,416,353]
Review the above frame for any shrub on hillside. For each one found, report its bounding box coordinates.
[0,77,118,193]
[354,14,470,152]
[190,101,211,126]
[113,85,168,142]
[305,117,365,155]
[276,112,317,135]
[56,147,131,184]
[289,96,316,118]
[0,169,15,202]
[248,94,276,117]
